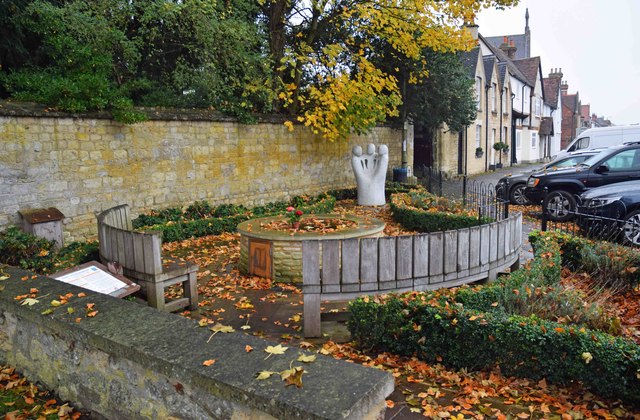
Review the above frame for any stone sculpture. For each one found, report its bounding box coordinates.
[351,143,388,206]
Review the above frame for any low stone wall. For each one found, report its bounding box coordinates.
[0,103,412,242]
[238,215,385,283]
[0,267,393,419]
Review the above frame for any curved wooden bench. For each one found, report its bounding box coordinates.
[96,205,198,312]
[302,212,522,337]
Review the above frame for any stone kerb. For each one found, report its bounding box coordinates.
[0,267,393,419]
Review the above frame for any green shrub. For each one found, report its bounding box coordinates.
[0,228,99,274]
[390,191,491,232]
[529,231,640,290]
[348,234,640,404]
[133,194,336,242]
[0,226,56,272]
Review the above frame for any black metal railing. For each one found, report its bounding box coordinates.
[416,166,509,222]
[417,164,444,196]
[540,189,640,247]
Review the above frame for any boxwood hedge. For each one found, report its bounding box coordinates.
[348,233,640,404]
[133,194,336,242]
[390,191,492,232]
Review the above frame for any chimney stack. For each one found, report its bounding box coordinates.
[464,23,479,41]
[549,68,563,79]
[499,38,517,59]
[560,81,569,95]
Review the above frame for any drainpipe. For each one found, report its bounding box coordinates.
[485,84,489,171]
[511,92,516,166]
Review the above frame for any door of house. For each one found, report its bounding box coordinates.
[413,124,433,170]
[249,239,272,278]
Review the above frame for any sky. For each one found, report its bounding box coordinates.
[476,0,640,125]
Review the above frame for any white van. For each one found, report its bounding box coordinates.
[555,125,640,158]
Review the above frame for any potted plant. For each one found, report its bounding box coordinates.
[492,142,509,168]
[493,142,508,153]
[286,206,303,229]
[475,147,484,158]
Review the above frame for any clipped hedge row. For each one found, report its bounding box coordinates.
[348,234,640,404]
[327,181,424,201]
[529,230,640,289]
[390,191,492,232]
[134,194,336,243]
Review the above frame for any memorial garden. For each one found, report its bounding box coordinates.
[1,0,639,417]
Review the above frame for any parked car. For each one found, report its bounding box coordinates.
[524,142,640,221]
[554,125,640,159]
[577,180,640,246]
[495,150,601,205]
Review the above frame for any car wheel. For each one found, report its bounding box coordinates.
[544,190,576,222]
[509,184,530,205]
[622,210,640,246]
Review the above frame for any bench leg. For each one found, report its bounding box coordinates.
[303,293,321,338]
[184,271,198,311]
[147,282,165,311]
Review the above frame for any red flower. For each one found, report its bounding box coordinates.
[295,210,303,216]
[286,206,295,212]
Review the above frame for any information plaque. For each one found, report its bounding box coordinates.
[51,261,140,298]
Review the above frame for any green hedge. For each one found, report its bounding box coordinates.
[133,194,336,242]
[529,230,640,289]
[0,226,99,274]
[390,191,492,232]
[348,234,640,404]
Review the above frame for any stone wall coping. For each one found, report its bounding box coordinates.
[0,267,394,419]
[0,100,398,126]
[237,214,385,241]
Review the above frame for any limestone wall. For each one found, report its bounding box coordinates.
[0,110,410,241]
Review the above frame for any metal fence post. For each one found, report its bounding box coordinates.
[502,178,510,220]
[462,176,467,207]
[541,187,549,231]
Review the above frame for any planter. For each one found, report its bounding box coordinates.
[496,163,503,169]
[475,150,484,159]
[238,214,385,283]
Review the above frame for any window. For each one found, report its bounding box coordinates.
[603,149,640,171]
[516,130,521,150]
[492,128,496,146]
[502,88,508,114]
[492,83,497,112]
[476,124,482,148]
[576,137,590,150]
[531,132,537,148]
[534,97,542,117]
[476,77,482,110]
[503,127,508,145]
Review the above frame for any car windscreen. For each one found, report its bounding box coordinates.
[546,154,594,169]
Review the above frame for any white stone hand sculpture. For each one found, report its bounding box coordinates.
[351,143,388,206]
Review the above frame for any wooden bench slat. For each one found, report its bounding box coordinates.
[378,237,396,290]
[413,234,429,279]
[444,230,457,275]
[341,238,360,293]
[360,238,378,292]
[396,235,413,288]
[321,240,340,293]
[302,241,321,338]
